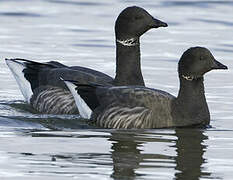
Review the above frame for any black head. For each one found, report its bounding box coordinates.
[178,47,228,79]
[115,6,167,39]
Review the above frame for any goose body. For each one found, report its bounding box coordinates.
[65,47,228,128]
[6,6,167,114]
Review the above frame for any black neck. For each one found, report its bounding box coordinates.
[172,76,210,126]
[113,38,145,86]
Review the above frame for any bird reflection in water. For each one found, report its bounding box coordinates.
[108,129,211,180]
[174,128,210,180]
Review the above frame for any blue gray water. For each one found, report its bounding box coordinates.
[0,0,233,179]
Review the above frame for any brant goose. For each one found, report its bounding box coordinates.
[64,47,228,128]
[6,6,167,114]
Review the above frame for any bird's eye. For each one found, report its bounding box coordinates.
[200,56,205,61]
[135,16,143,20]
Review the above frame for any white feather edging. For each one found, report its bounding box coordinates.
[5,59,33,103]
[62,78,92,119]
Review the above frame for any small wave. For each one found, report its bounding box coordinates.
[47,0,108,6]
[0,12,42,17]
[213,48,233,53]
[69,28,99,33]
[0,116,45,130]
[190,18,233,27]
[6,115,93,130]
[0,100,93,130]
[220,44,233,48]
[72,43,114,48]
[161,1,233,8]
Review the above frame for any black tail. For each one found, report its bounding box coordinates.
[5,58,66,91]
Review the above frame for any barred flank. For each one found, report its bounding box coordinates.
[96,106,153,129]
[31,87,78,114]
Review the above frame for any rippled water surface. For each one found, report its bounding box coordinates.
[0,0,233,179]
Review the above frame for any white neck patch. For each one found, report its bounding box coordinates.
[117,38,138,47]
[182,75,194,81]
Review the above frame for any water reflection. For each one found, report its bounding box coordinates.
[109,131,175,179]
[174,129,210,180]
[109,129,210,180]
[110,132,143,179]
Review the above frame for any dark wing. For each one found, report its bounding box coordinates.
[95,86,174,109]
[6,58,113,92]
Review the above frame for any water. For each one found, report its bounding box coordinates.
[0,0,233,179]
